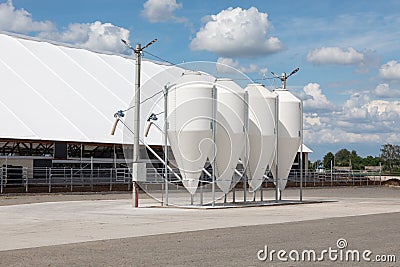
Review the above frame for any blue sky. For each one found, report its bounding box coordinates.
[1,0,400,160]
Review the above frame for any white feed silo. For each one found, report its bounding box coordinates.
[245,84,276,191]
[271,88,302,195]
[214,78,245,194]
[167,72,215,195]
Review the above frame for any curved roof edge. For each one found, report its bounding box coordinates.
[0,31,172,66]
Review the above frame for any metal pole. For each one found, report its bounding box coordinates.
[25,167,28,193]
[164,85,169,206]
[90,156,93,191]
[275,94,279,203]
[330,160,333,186]
[63,167,66,188]
[200,181,203,205]
[70,168,73,192]
[1,167,3,194]
[132,43,142,208]
[48,168,51,193]
[133,44,141,164]
[379,162,382,186]
[243,90,249,204]
[300,101,303,202]
[80,144,83,184]
[211,85,217,207]
[3,156,7,191]
[109,168,113,191]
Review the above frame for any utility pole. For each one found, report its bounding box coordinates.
[121,38,157,208]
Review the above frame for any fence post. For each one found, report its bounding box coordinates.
[70,168,73,192]
[200,181,203,205]
[313,172,316,187]
[25,167,28,193]
[109,168,113,191]
[1,167,3,194]
[48,168,52,193]
[127,169,131,191]
[90,156,93,191]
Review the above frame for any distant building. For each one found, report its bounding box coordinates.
[364,166,381,172]
[292,144,313,172]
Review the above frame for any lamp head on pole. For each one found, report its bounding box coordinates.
[121,38,157,53]
[271,68,300,89]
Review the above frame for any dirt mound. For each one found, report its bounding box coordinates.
[383,178,400,187]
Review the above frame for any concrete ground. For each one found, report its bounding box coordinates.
[0,186,399,266]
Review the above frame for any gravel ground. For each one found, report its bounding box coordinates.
[0,212,398,267]
[0,186,398,267]
[0,192,132,206]
[1,186,398,206]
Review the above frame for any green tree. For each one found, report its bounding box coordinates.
[335,149,351,167]
[350,150,363,170]
[380,143,400,172]
[323,152,334,169]
[362,155,381,167]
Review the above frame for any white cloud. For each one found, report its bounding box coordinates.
[39,21,130,53]
[0,0,54,33]
[373,83,400,98]
[296,83,336,113]
[190,7,283,58]
[304,91,400,145]
[307,47,365,65]
[338,94,400,134]
[379,60,400,81]
[216,57,268,75]
[366,100,400,122]
[340,93,371,122]
[0,1,130,53]
[305,127,381,144]
[304,113,322,126]
[295,84,397,144]
[141,0,186,23]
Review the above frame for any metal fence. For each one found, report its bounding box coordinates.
[285,169,385,187]
[0,165,391,194]
[0,166,132,193]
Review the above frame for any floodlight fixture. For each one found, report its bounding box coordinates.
[271,67,300,89]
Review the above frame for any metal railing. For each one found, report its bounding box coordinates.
[1,166,132,193]
[283,169,386,187]
[0,166,391,194]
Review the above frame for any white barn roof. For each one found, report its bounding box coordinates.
[298,144,313,153]
[0,32,177,145]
